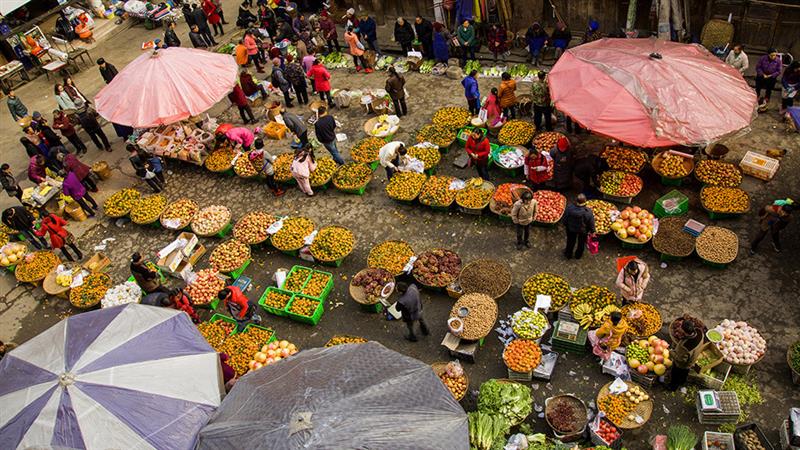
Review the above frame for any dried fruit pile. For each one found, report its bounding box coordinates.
[352,268,393,298]
[209,240,250,272]
[419,176,458,207]
[416,124,456,147]
[263,290,291,309]
[621,303,662,337]
[350,137,385,163]
[504,339,542,372]
[385,172,426,201]
[233,211,275,244]
[696,160,742,187]
[585,200,618,235]
[368,240,414,275]
[456,178,493,209]
[459,259,511,298]
[273,153,294,182]
[696,226,738,264]
[160,198,198,229]
[612,206,654,243]
[15,251,59,283]
[192,205,231,235]
[103,188,141,217]
[522,273,571,309]
[498,120,535,145]
[432,107,471,129]
[271,217,314,251]
[326,335,368,346]
[197,320,234,349]
[310,226,354,261]
[332,162,372,190]
[532,190,566,223]
[234,153,259,177]
[130,194,167,224]
[656,153,691,178]
[407,145,441,170]
[69,273,111,308]
[301,271,331,298]
[205,148,235,172]
[600,171,643,197]
[185,268,225,305]
[450,293,498,340]
[652,217,695,257]
[310,158,337,186]
[701,186,750,213]
[571,286,620,328]
[547,397,586,434]
[413,248,462,287]
[289,297,319,316]
[601,146,647,173]
[284,267,311,292]
[533,131,565,152]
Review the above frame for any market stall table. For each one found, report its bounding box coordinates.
[0,60,29,91]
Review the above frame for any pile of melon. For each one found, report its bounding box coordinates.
[0,243,27,267]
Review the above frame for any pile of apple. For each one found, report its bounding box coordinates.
[626,335,672,377]
[248,340,299,372]
[610,206,654,242]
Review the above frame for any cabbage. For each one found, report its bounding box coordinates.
[477,379,532,424]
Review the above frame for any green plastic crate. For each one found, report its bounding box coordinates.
[367,160,380,171]
[242,323,277,344]
[659,252,685,262]
[654,190,689,218]
[215,222,233,238]
[209,313,238,334]
[195,297,221,310]
[224,258,251,279]
[258,287,293,317]
[283,265,313,292]
[300,269,334,302]
[286,294,324,325]
[456,126,487,146]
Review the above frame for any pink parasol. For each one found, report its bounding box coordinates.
[548,38,758,147]
[94,48,238,128]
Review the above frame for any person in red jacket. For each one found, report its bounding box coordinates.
[218,286,261,330]
[465,129,491,179]
[525,147,553,190]
[228,84,256,124]
[202,0,224,36]
[170,288,200,323]
[35,213,83,261]
[306,59,334,107]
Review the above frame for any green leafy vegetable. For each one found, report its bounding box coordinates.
[667,425,697,450]
[477,379,532,425]
[790,341,800,372]
[468,412,509,450]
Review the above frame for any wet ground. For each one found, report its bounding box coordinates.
[1,8,799,448]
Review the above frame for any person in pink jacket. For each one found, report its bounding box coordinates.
[344,26,371,73]
[243,30,264,73]
[306,59,334,106]
[291,146,317,196]
[225,127,255,150]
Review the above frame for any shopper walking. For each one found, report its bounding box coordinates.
[456,20,477,66]
[35,213,83,261]
[77,109,112,151]
[462,70,480,116]
[5,89,28,121]
[385,67,407,117]
[360,14,381,56]
[138,161,163,193]
[251,139,285,196]
[750,202,793,254]
[189,25,209,48]
[306,59,333,106]
[57,152,97,192]
[755,49,782,109]
[511,190,538,250]
[53,110,86,154]
[282,111,308,146]
[563,194,595,260]
[228,84,256,124]
[667,319,704,391]
[319,12,339,54]
[394,17,415,55]
[291,146,317,196]
[498,72,517,119]
[285,59,309,105]
[62,169,98,217]
[271,58,294,107]
[615,258,650,303]
[344,27,371,73]
[531,71,553,131]
[465,129,491,179]
[192,4,217,45]
[314,106,345,164]
[0,164,23,203]
[2,206,49,249]
[395,282,429,342]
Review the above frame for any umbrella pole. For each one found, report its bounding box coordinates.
[657,0,671,40]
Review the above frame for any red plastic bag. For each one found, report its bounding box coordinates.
[586,234,600,255]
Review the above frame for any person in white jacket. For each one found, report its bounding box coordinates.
[725,45,749,75]
[378,141,408,180]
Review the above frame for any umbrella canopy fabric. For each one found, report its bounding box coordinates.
[0,304,223,450]
[549,38,758,147]
[197,342,469,450]
[94,47,238,128]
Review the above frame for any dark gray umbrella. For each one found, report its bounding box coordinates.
[197,342,468,450]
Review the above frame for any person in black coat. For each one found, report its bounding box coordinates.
[562,194,596,260]
[36,117,63,149]
[164,20,181,47]
[77,110,111,151]
[414,16,433,59]
[395,282,429,342]
[96,58,118,84]
[2,207,49,249]
[182,3,196,27]
[192,4,217,46]
[572,154,608,197]
[189,25,209,48]
[394,17,415,54]
[237,1,256,28]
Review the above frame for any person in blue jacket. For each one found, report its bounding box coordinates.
[551,22,571,59]
[359,14,381,56]
[462,70,480,116]
[525,22,548,66]
[432,22,450,64]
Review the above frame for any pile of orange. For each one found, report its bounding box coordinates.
[503,339,542,373]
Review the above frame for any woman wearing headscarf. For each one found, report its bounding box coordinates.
[615,258,651,303]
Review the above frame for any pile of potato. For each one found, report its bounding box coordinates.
[696,226,738,264]
[209,240,251,272]
[192,205,231,235]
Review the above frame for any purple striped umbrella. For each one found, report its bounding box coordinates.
[0,304,223,449]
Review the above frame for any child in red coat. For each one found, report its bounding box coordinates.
[35,213,83,261]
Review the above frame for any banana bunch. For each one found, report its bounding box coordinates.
[572,304,593,328]
[56,273,72,287]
